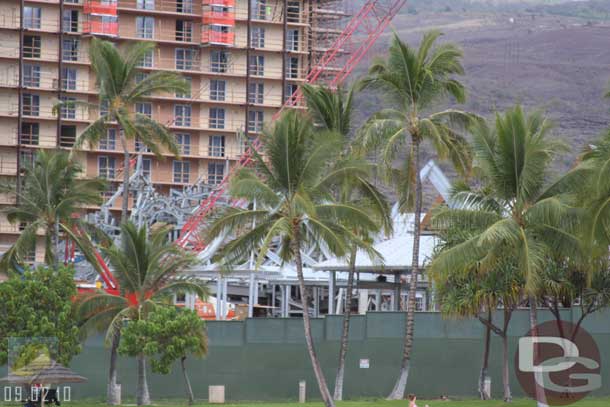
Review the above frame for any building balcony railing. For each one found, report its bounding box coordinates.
[201,31,234,46]
[0,15,19,30]
[203,0,234,7]
[0,158,18,176]
[119,0,199,14]
[84,0,119,16]
[202,10,235,26]
[83,20,119,36]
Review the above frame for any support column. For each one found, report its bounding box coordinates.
[375,289,381,312]
[248,273,255,318]
[222,278,229,319]
[313,287,319,318]
[328,272,336,315]
[394,272,401,311]
[215,277,222,320]
[358,289,369,314]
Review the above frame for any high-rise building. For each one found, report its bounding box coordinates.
[0,0,349,262]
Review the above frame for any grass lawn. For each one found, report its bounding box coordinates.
[12,398,607,407]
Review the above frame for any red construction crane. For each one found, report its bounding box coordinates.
[74,0,406,295]
[176,0,407,251]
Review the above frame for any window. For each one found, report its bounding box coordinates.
[210,79,226,101]
[173,160,190,183]
[287,29,299,51]
[209,108,225,129]
[254,0,268,20]
[176,20,193,42]
[61,67,77,90]
[100,99,109,118]
[207,162,224,185]
[210,50,228,73]
[136,102,152,118]
[62,38,79,61]
[286,56,299,79]
[23,64,41,88]
[249,55,264,76]
[20,123,39,145]
[137,0,155,10]
[142,158,152,180]
[176,76,191,98]
[176,0,193,13]
[137,49,154,68]
[174,104,191,127]
[208,135,225,157]
[60,125,76,147]
[136,16,154,39]
[23,35,41,58]
[287,1,300,23]
[24,7,41,29]
[176,133,191,155]
[22,94,39,116]
[20,150,36,170]
[63,10,79,33]
[100,129,117,150]
[134,71,149,85]
[98,156,116,179]
[251,27,265,48]
[60,96,76,119]
[285,83,298,101]
[248,110,264,132]
[176,48,195,70]
[248,82,264,104]
[135,138,151,153]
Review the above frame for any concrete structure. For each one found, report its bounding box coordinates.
[0,0,349,262]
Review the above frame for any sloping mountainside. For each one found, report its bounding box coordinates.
[350,0,610,198]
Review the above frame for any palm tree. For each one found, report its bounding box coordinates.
[357,31,473,399]
[74,222,208,406]
[0,149,105,269]
[429,106,582,407]
[302,83,391,400]
[207,110,380,407]
[70,38,188,221]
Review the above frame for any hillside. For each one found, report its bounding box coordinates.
[352,0,610,181]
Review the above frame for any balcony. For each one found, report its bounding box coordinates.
[202,31,234,46]
[203,10,235,26]
[83,20,119,36]
[84,0,118,16]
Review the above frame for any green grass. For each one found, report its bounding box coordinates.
[9,398,607,407]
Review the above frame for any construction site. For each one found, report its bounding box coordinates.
[0,0,423,320]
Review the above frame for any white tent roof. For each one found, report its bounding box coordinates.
[314,210,439,272]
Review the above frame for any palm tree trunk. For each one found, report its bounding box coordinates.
[502,307,512,403]
[293,225,335,407]
[479,309,492,400]
[333,248,356,401]
[181,356,195,405]
[529,297,548,407]
[54,218,60,270]
[120,135,130,223]
[387,139,422,400]
[136,353,151,406]
[107,332,120,405]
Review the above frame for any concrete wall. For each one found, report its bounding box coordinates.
[8,309,610,401]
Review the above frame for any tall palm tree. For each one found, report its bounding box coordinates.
[302,84,391,400]
[71,38,188,221]
[0,149,105,269]
[207,110,380,407]
[74,222,208,406]
[357,31,473,399]
[429,106,582,407]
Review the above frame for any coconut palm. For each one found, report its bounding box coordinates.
[302,83,392,400]
[69,38,188,221]
[0,149,105,270]
[357,31,473,399]
[74,222,208,406]
[207,110,380,407]
[430,106,583,407]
